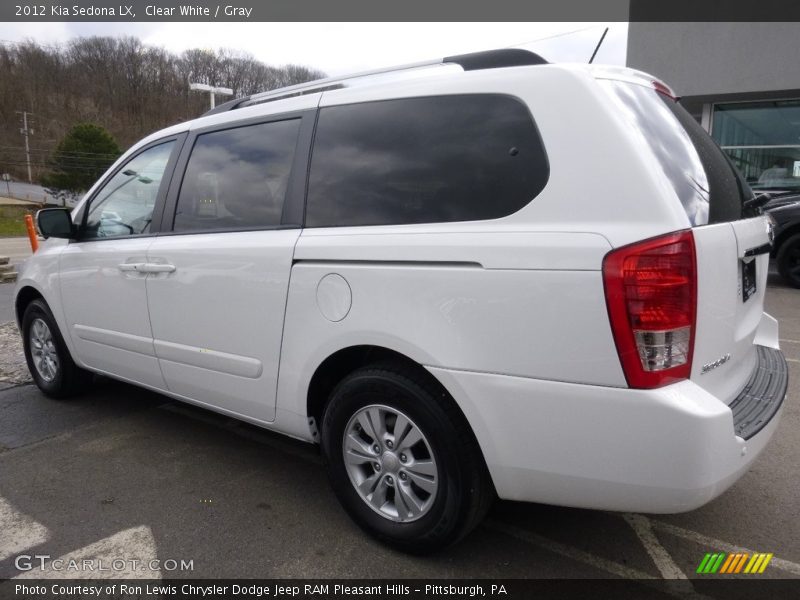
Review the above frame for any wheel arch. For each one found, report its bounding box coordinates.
[305,345,488,469]
[307,345,429,430]
[15,285,45,328]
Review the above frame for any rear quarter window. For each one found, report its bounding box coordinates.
[305,94,549,227]
[600,80,750,226]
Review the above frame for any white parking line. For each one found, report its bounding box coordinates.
[0,496,49,561]
[624,514,688,580]
[13,525,160,579]
[485,519,655,579]
[486,520,712,599]
[779,339,800,344]
[785,357,799,363]
[651,520,800,576]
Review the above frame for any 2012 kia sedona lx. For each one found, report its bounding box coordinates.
[16,49,789,552]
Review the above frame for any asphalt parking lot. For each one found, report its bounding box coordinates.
[0,273,798,588]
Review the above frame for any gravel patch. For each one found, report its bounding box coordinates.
[0,321,31,387]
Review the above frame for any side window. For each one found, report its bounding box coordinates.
[83,141,175,239]
[173,119,301,232]
[306,95,549,228]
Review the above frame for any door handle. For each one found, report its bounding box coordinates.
[118,263,146,272]
[117,263,175,273]
[142,263,176,273]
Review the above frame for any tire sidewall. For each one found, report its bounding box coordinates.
[22,300,69,395]
[777,234,800,288]
[322,371,466,551]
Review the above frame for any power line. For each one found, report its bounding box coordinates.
[0,146,120,157]
[0,149,119,158]
[0,157,115,168]
[506,25,603,50]
[0,161,108,172]
[0,154,117,165]
[2,154,116,163]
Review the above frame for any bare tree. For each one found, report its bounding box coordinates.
[0,37,326,182]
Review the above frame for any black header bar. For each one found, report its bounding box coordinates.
[4,0,800,22]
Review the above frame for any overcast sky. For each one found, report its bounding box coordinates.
[0,22,627,75]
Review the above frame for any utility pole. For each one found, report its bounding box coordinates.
[16,110,34,183]
[189,83,234,110]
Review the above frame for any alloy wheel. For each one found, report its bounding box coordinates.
[29,318,59,383]
[342,404,438,522]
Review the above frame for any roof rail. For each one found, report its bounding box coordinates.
[444,48,547,71]
[202,48,547,116]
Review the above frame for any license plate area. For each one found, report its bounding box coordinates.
[742,258,757,303]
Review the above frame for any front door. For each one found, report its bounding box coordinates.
[59,139,179,390]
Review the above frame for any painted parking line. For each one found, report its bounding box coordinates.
[0,496,49,562]
[624,514,688,580]
[651,520,800,577]
[485,519,655,579]
[485,519,711,599]
[13,526,161,580]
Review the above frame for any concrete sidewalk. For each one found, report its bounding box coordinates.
[0,196,42,206]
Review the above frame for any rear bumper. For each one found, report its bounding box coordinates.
[428,345,788,514]
[730,346,787,439]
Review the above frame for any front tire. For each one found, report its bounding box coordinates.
[777,233,800,288]
[22,299,92,398]
[321,363,493,553]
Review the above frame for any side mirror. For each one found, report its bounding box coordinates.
[37,208,75,239]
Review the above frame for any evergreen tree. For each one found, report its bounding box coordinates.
[41,123,122,193]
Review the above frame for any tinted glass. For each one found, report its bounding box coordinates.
[306,95,548,227]
[174,119,300,232]
[667,97,751,223]
[83,141,174,239]
[600,81,749,225]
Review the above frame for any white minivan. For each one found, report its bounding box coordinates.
[16,49,789,552]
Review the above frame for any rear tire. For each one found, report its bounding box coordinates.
[22,299,92,398]
[777,233,800,288]
[321,362,494,553]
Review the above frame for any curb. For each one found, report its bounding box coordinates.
[0,256,17,283]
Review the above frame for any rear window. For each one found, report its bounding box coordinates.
[600,80,751,225]
[305,94,549,227]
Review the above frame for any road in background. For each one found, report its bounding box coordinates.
[0,181,48,203]
[0,238,32,263]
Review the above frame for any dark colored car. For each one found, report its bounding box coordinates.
[762,192,800,288]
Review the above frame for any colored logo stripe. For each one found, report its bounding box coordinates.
[719,553,736,573]
[697,553,726,573]
[697,552,773,574]
[721,553,748,574]
[745,553,774,574]
[696,553,713,573]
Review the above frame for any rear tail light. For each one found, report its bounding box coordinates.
[602,230,697,389]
